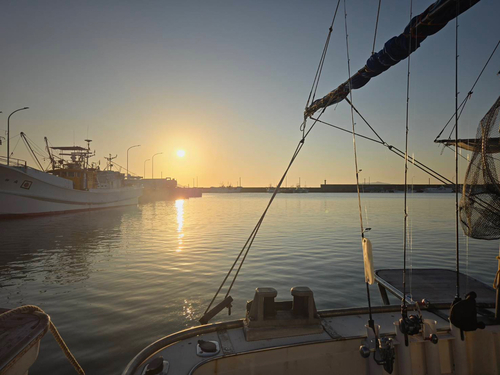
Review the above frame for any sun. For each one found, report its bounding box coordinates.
[177,149,186,158]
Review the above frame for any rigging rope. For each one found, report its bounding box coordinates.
[306,0,342,109]
[204,117,322,315]
[343,0,374,327]
[21,134,44,170]
[371,0,382,55]
[314,103,500,222]
[434,39,500,142]
[10,135,22,158]
[204,0,344,319]
[311,115,454,183]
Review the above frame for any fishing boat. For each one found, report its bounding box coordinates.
[0,140,142,218]
[210,185,242,193]
[1,0,499,374]
[424,186,454,193]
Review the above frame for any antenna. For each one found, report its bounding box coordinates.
[104,154,118,171]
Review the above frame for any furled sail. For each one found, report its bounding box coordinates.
[304,0,480,118]
[460,96,500,240]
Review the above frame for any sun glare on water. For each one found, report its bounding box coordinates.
[177,150,186,157]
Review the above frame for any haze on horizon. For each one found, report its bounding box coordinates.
[1,0,499,187]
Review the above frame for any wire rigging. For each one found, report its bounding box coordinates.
[371,0,382,55]
[306,0,342,109]
[203,0,345,321]
[203,117,322,316]
[434,39,500,142]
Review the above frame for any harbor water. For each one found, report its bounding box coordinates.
[1,193,497,375]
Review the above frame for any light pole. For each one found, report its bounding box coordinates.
[144,159,150,179]
[152,152,163,179]
[126,144,140,179]
[7,107,29,165]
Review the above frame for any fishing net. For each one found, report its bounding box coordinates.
[460,96,500,240]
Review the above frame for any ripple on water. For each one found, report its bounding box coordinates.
[1,194,498,375]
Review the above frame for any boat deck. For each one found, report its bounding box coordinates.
[124,269,500,375]
[127,308,460,375]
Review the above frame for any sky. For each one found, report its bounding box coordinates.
[1,0,499,187]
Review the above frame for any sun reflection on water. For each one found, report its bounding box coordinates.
[175,199,184,252]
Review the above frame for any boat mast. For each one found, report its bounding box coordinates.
[44,137,56,170]
[84,139,92,169]
[20,132,44,170]
[104,154,117,171]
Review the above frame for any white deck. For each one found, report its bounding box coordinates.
[128,308,500,375]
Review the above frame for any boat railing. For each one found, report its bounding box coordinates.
[0,155,28,168]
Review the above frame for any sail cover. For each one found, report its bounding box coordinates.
[460,96,500,240]
[304,0,480,118]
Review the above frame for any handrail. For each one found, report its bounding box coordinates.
[121,319,245,375]
[0,155,27,168]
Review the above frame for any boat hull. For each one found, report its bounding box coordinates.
[0,164,142,217]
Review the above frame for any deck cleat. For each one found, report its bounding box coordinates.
[142,356,169,375]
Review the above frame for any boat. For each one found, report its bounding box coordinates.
[210,185,242,193]
[2,0,499,374]
[424,186,454,193]
[293,187,309,193]
[119,1,500,374]
[0,140,142,218]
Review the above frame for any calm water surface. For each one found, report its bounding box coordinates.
[1,193,498,374]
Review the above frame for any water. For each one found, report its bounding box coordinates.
[1,193,498,374]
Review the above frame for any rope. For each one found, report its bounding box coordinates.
[10,135,22,158]
[204,117,321,314]
[0,305,85,374]
[434,39,500,142]
[306,0,342,109]
[371,0,382,55]
[345,98,386,145]
[205,0,344,316]
[315,104,500,222]
[313,115,455,184]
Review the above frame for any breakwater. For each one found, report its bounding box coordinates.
[197,184,457,193]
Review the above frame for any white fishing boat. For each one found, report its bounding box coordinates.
[1,0,499,374]
[0,141,142,218]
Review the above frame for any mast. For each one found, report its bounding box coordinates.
[104,154,117,171]
[44,137,56,170]
[20,132,43,170]
[84,139,92,169]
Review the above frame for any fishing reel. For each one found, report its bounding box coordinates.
[399,304,423,346]
[359,326,395,374]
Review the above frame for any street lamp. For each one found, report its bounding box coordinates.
[7,107,29,165]
[152,152,163,179]
[126,144,141,179]
[144,159,150,179]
